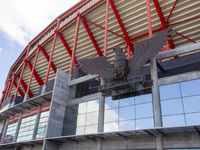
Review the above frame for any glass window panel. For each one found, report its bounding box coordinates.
[77,114,86,126]
[136,118,154,129]
[119,106,135,121]
[183,95,200,113]
[105,97,118,109]
[136,103,153,119]
[119,120,135,131]
[104,108,119,123]
[135,94,152,104]
[87,100,99,113]
[76,126,85,135]
[85,125,98,134]
[104,122,119,132]
[163,115,185,127]
[78,103,87,114]
[119,97,134,107]
[185,113,200,125]
[161,98,184,116]
[159,83,181,100]
[180,79,200,97]
[85,112,98,125]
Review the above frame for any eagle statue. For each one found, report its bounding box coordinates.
[78,26,175,80]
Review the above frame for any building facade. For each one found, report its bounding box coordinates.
[0,0,200,150]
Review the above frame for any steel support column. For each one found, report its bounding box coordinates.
[24,48,40,101]
[104,0,109,56]
[42,21,59,94]
[13,81,24,97]
[146,0,163,150]
[12,47,30,106]
[69,13,81,76]
[3,80,11,102]
[5,75,15,100]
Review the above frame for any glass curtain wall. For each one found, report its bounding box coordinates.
[36,111,49,139]
[4,121,18,144]
[160,79,200,127]
[17,114,37,141]
[104,93,154,132]
[76,99,99,135]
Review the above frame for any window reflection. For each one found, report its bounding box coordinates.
[76,99,99,135]
[159,79,200,127]
[4,121,18,144]
[104,93,153,132]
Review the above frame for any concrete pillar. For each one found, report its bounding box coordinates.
[150,57,164,150]
[96,139,103,150]
[32,106,41,140]
[14,114,22,142]
[23,94,28,101]
[41,85,47,95]
[0,120,8,144]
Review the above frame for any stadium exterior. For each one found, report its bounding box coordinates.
[0,0,200,149]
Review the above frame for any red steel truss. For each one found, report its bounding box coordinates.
[1,0,200,106]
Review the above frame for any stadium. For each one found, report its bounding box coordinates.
[0,0,200,149]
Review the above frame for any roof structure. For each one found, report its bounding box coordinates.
[0,0,200,105]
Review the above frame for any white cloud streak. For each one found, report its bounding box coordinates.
[0,48,2,54]
[0,0,80,46]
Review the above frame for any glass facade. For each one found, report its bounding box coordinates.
[160,79,200,127]
[17,114,37,141]
[4,121,18,144]
[104,93,154,132]
[36,110,49,139]
[76,99,99,135]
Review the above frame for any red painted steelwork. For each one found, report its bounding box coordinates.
[104,0,109,57]
[39,46,57,74]
[169,16,200,26]
[146,0,153,38]
[26,48,40,96]
[5,76,15,100]
[175,31,196,43]
[13,48,30,102]
[27,61,44,86]
[58,32,78,64]
[70,14,81,75]
[16,75,34,98]
[166,0,178,23]
[124,43,128,55]
[44,22,60,86]
[81,17,103,56]
[3,80,11,101]
[85,19,125,39]
[13,81,25,97]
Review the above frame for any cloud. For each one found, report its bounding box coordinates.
[0,48,2,54]
[0,0,80,47]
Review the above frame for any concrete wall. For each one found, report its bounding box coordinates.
[42,69,76,150]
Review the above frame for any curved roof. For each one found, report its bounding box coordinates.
[1,0,200,102]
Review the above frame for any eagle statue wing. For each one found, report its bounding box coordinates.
[128,26,175,74]
[78,56,115,78]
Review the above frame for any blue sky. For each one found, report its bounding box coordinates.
[0,0,80,98]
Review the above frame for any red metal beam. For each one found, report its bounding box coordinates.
[70,13,81,75]
[13,81,25,97]
[166,0,178,23]
[44,22,59,86]
[175,30,196,43]
[85,19,125,39]
[169,15,200,26]
[26,48,40,96]
[57,32,78,64]
[153,0,175,50]
[16,75,34,98]
[81,17,103,57]
[5,75,15,100]
[27,61,44,86]
[38,46,57,74]
[104,0,109,56]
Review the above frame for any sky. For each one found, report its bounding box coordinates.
[0,0,80,98]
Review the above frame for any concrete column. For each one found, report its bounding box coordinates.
[0,120,8,144]
[14,113,22,142]
[96,139,103,150]
[32,106,41,140]
[41,85,47,95]
[23,94,28,101]
[150,57,164,150]
[98,79,105,133]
